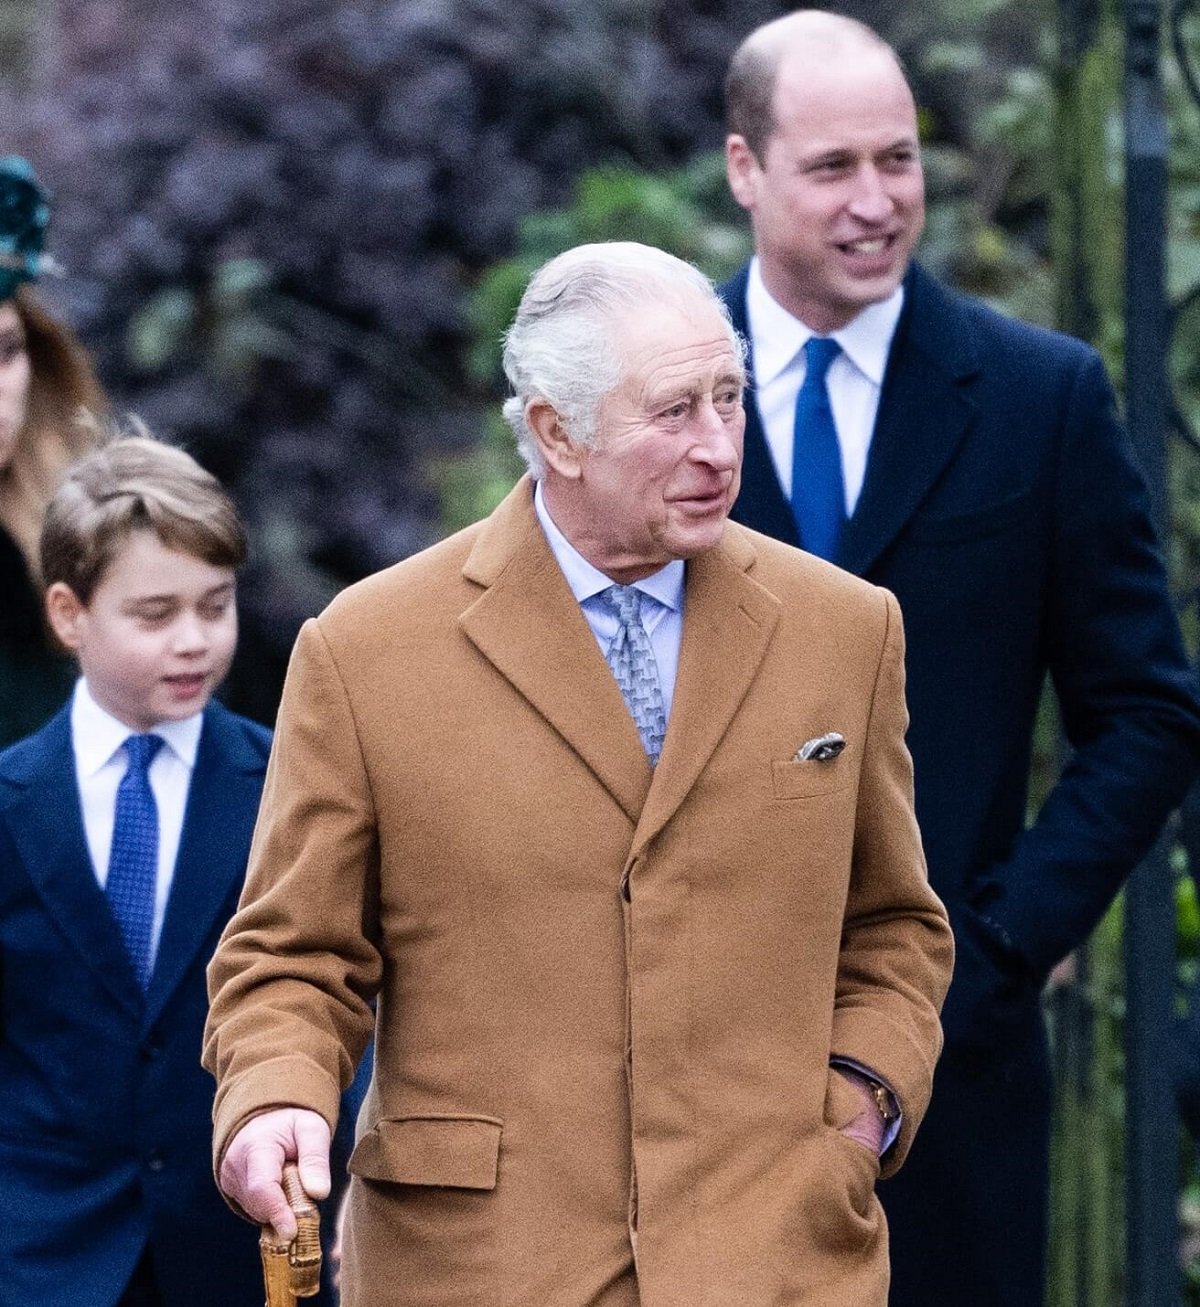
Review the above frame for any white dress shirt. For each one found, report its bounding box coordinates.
[71,678,204,967]
[746,257,904,513]
[533,480,685,723]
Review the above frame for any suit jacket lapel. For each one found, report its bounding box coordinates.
[724,261,981,575]
[0,707,143,1018]
[144,704,266,1025]
[839,264,980,576]
[459,479,653,823]
[633,528,779,855]
[722,264,801,547]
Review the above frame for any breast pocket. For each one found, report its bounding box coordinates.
[772,754,851,800]
[906,489,1032,545]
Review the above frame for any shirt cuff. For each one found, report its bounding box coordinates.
[829,1056,902,1154]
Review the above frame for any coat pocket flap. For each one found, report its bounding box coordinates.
[348,1114,503,1190]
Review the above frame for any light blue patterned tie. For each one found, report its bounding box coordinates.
[791,336,846,561]
[600,584,667,765]
[106,734,164,989]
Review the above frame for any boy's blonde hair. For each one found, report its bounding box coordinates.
[40,432,246,603]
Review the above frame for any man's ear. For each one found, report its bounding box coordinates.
[526,399,584,480]
[45,582,85,653]
[726,134,760,210]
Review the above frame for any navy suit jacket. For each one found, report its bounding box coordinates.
[0,699,271,1307]
[723,260,1200,1057]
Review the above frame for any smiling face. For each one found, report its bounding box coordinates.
[46,528,238,731]
[535,295,745,583]
[726,41,925,332]
[0,300,31,470]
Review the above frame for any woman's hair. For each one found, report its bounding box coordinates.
[1,287,105,577]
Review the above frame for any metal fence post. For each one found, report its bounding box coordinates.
[1123,2,1179,1303]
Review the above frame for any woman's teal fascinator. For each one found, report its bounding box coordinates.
[0,156,57,301]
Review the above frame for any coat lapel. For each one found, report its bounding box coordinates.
[721,264,802,547]
[144,704,267,1025]
[633,528,779,855]
[839,264,980,576]
[459,479,653,823]
[723,261,981,576]
[0,707,143,1018]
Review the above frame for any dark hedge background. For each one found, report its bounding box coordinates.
[2,0,1052,720]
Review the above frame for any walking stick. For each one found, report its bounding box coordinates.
[260,1163,321,1307]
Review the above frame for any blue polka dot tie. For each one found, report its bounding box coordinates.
[791,336,846,561]
[600,584,667,765]
[106,734,164,990]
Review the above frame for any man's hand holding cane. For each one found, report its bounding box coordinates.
[220,1109,331,1305]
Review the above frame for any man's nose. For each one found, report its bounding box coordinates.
[693,407,741,470]
[846,166,895,222]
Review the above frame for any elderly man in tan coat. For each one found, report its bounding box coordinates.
[203,241,953,1306]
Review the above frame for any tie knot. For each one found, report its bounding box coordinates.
[124,734,163,774]
[804,336,840,381]
[601,584,643,626]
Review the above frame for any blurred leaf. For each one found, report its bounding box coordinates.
[211,256,273,305]
[127,288,196,372]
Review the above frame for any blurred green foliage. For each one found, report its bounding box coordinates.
[444,93,1060,531]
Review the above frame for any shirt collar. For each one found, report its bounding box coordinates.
[533,480,685,613]
[71,677,204,778]
[746,256,904,389]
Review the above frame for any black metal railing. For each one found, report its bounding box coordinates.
[1126,2,1187,1302]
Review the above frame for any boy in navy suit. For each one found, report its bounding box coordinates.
[0,433,270,1306]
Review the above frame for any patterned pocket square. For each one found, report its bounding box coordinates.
[794,732,846,762]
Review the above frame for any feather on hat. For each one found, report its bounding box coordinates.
[0,156,55,301]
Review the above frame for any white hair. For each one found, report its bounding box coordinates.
[501,242,745,477]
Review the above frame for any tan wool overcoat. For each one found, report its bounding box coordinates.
[204,477,953,1306]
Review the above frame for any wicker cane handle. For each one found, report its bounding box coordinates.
[259,1162,322,1306]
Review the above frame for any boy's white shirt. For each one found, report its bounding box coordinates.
[70,677,204,967]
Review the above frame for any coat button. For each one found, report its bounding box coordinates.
[146,1151,165,1172]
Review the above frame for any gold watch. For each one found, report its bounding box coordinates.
[865,1077,898,1126]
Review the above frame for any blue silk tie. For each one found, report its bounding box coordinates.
[600,585,667,765]
[791,336,846,560]
[106,734,164,990]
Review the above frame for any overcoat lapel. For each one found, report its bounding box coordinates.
[459,479,653,823]
[839,266,980,576]
[144,705,265,1026]
[724,261,981,575]
[633,528,779,855]
[723,263,802,548]
[0,707,143,1018]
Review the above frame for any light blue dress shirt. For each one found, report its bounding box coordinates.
[533,480,685,724]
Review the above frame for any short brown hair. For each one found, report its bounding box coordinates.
[41,432,247,603]
[725,11,904,161]
[725,38,782,162]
